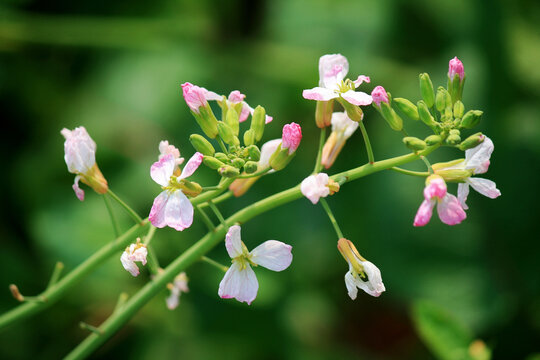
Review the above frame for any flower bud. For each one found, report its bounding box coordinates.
[225,107,240,136]
[393,97,419,121]
[315,100,334,128]
[419,73,435,108]
[448,57,465,103]
[231,158,245,169]
[178,180,202,197]
[217,122,240,146]
[417,101,438,129]
[244,161,258,174]
[243,129,256,147]
[281,122,302,155]
[340,98,364,122]
[403,136,427,151]
[380,102,403,131]
[246,145,260,162]
[371,86,389,107]
[458,133,484,151]
[460,110,483,129]
[453,100,465,119]
[189,134,215,156]
[446,134,462,145]
[435,87,452,113]
[219,165,240,177]
[214,152,229,163]
[269,145,291,171]
[424,135,442,145]
[203,156,225,170]
[229,177,258,197]
[250,105,266,142]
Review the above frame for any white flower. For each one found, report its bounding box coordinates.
[158,140,184,165]
[218,225,293,305]
[120,242,148,277]
[166,272,189,310]
[301,173,330,204]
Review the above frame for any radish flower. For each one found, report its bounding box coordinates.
[120,241,148,277]
[166,272,189,310]
[300,173,339,204]
[414,175,466,226]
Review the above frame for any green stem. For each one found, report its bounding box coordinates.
[142,225,156,246]
[358,121,375,164]
[420,155,434,174]
[197,191,233,208]
[201,256,228,272]
[208,201,226,226]
[313,127,327,174]
[146,246,161,276]
[390,167,430,177]
[106,189,143,225]
[113,293,128,314]
[64,145,440,360]
[103,195,120,237]
[195,205,215,232]
[46,262,64,290]
[217,137,228,153]
[236,167,271,179]
[202,186,220,191]
[319,198,344,239]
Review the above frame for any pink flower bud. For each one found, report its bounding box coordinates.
[181,82,209,113]
[281,122,302,154]
[61,126,96,174]
[448,57,465,81]
[227,90,245,104]
[371,86,389,107]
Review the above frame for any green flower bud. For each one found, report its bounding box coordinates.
[219,165,240,178]
[251,105,266,141]
[214,152,229,163]
[225,107,240,136]
[244,161,258,174]
[449,129,460,136]
[380,102,403,131]
[424,135,442,145]
[269,144,293,171]
[194,106,219,139]
[403,136,427,151]
[419,73,435,108]
[393,98,419,121]
[217,121,236,145]
[446,134,461,145]
[341,98,364,122]
[458,133,484,151]
[189,134,215,156]
[202,156,225,170]
[231,158,246,169]
[417,100,437,128]
[243,129,256,146]
[460,110,483,129]
[315,100,334,128]
[178,180,202,197]
[246,145,261,162]
[435,87,452,113]
[453,100,465,119]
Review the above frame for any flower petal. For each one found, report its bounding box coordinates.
[341,90,373,106]
[302,87,339,101]
[149,191,169,228]
[251,240,293,271]
[218,262,259,305]
[353,75,371,88]
[465,136,494,174]
[72,175,85,201]
[344,271,358,300]
[358,261,385,297]
[319,54,349,89]
[414,199,435,227]
[179,152,203,180]
[437,194,466,225]
[300,173,330,204]
[259,139,281,169]
[62,126,97,174]
[468,177,501,199]
[150,154,176,187]
[164,191,193,231]
[225,225,243,259]
[457,183,470,210]
[120,251,139,277]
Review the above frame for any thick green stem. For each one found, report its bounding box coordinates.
[319,198,344,239]
[107,189,143,225]
[236,167,271,179]
[64,145,439,359]
[358,121,375,164]
[313,127,327,174]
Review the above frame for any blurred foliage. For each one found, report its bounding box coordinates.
[1,0,539,359]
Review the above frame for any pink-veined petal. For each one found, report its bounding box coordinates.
[341,90,373,106]
[251,240,293,271]
[149,191,169,228]
[424,177,447,200]
[150,154,175,187]
[457,183,470,210]
[344,271,358,300]
[357,261,385,297]
[300,173,330,204]
[414,199,435,227]
[245,103,273,124]
[465,136,494,174]
[205,90,222,101]
[437,194,466,225]
[72,175,85,201]
[259,139,281,169]
[164,191,193,231]
[120,252,139,277]
[62,127,97,174]
[302,87,340,101]
[468,177,501,199]
[179,152,203,180]
[239,103,251,123]
[353,75,371,88]
[319,54,349,88]
[225,225,243,259]
[218,262,259,305]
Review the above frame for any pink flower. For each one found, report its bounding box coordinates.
[281,122,302,154]
[371,86,389,107]
[448,57,465,81]
[166,272,189,310]
[149,152,203,231]
[181,82,221,113]
[120,242,148,277]
[302,54,372,107]
[158,140,184,165]
[218,225,293,305]
[301,173,330,204]
[61,126,108,201]
[413,175,466,226]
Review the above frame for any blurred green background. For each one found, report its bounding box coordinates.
[1,0,539,359]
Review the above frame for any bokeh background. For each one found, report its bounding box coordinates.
[1,0,539,359]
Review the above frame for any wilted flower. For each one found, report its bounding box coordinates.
[61,126,108,201]
[166,272,189,310]
[149,150,203,231]
[321,112,358,169]
[120,240,148,277]
[337,238,385,299]
[218,225,293,305]
[414,175,466,226]
[300,173,339,204]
